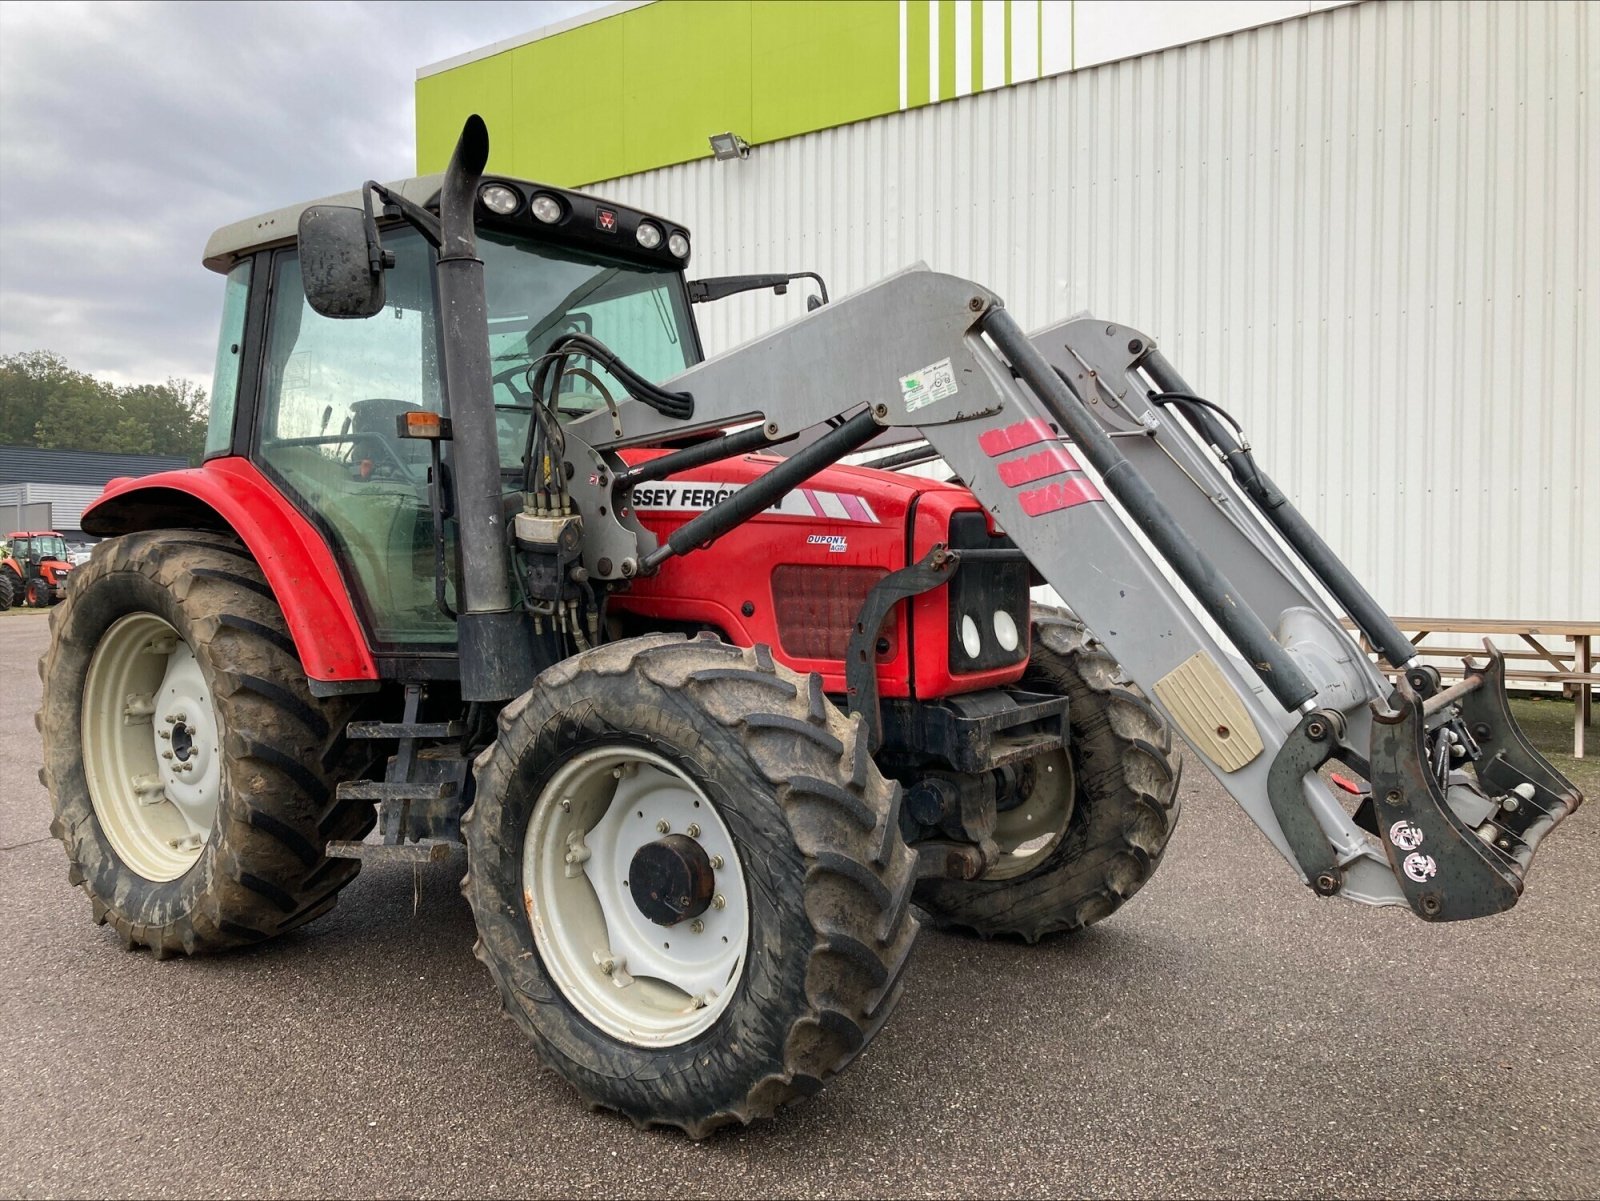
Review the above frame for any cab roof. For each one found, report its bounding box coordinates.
[202,175,443,274]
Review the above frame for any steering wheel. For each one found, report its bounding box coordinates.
[346,398,429,483]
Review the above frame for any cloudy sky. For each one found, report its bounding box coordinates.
[0,0,605,391]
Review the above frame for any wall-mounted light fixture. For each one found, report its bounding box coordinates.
[708,131,751,161]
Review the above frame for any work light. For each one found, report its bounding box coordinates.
[478,183,520,215]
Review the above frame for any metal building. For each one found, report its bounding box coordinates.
[0,445,190,537]
[418,0,1597,626]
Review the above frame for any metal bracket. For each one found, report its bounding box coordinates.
[336,684,470,848]
[1267,709,1346,895]
[845,544,961,750]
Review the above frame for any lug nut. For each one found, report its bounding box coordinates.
[710,854,724,869]
[686,823,700,838]
[158,729,170,740]
[712,894,726,910]
[690,919,704,934]
[655,820,671,834]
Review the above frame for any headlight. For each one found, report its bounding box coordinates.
[635,221,663,249]
[530,194,563,224]
[993,609,1020,652]
[667,231,690,258]
[960,614,982,659]
[478,183,520,215]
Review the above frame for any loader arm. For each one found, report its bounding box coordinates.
[564,265,1582,921]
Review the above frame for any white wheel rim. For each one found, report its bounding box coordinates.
[82,613,223,882]
[984,749,1074,881]
[524,746,749,1048]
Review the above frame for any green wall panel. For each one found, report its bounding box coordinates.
[750,1,899,143]
[417,0,900,186]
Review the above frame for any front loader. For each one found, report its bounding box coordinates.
[39,117,1582,1135]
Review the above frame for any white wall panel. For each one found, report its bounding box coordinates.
[592,0,1598,623]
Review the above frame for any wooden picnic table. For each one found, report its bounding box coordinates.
[1340,617,1598,759]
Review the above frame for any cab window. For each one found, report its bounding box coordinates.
[257,227,451,648]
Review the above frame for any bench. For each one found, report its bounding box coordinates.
[1339,617,1598,759]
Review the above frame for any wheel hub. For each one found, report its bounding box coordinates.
[81,613,222,882]
[629,834,715,926]
[523,746,750,1047]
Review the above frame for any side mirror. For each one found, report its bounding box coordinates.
[298,204,386,318]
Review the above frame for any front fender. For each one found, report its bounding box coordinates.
[82,457,379,682]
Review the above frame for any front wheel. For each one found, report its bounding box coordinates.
[914,608,1182,941]
[465,634,919,1136]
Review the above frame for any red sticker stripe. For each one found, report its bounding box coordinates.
[996,445,1083,487]
[979,417,1055,457]
[1017,476,1104,516]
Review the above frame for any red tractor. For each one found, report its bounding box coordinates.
[39,118,1580,1135]
[2,530,74,609]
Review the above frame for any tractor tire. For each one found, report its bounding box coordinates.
[914,607,1181,941]
[38,529,374,957]
[465,633,919,1137]
[0,568,13,610]
[26,576,51,607]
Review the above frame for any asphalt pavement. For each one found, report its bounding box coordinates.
[2,607,1596,1199]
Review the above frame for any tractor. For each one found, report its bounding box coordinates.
[39,117,1582,1136]
[2,530,75,609]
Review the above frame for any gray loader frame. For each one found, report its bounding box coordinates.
[563,266,1582,922]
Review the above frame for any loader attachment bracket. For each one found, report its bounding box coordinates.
[1367,644,1581,921]
[1267,710,1348,896]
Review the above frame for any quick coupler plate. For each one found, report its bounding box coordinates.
[1367,643,1583,921]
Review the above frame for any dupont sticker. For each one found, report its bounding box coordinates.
[630,482,879,524]
[807,534,848,553]
[1403,852,1438,883]
[901,358,958,412]
[1389,820,1425,852]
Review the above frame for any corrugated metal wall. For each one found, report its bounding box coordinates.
[0,483,101,535]
[593,0,1597,622]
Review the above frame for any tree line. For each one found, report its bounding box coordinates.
[0,350,209,462]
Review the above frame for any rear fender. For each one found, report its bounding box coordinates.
[81,457,379,682]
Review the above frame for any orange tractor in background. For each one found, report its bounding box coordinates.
[1,530,74,609]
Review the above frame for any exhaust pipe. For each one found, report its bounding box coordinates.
[435,115,538,701]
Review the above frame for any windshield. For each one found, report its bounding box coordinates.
[479,230,696,467]
[32,536,68,560]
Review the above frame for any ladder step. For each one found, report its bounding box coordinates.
[325,838,457,863]
[336,780,457,802]
[347,720,465,740]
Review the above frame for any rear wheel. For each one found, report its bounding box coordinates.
[39,530,374,956]
[914,608,1181,941]
[0,569,13,610]
[465,634,919,1136]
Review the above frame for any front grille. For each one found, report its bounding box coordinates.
[945,511,1030,673]
[772,565,889,661]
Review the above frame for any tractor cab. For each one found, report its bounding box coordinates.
[2,530,74,608]
[197,175,704,651]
